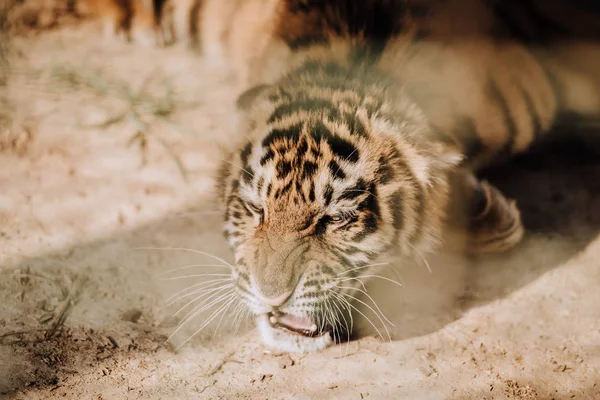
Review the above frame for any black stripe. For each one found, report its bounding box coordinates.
[311,121,360,162]
[237,270,250,282]
[352,213,378,242]
[323,184,334,206]
[242,167,254,184]
[386,146,426,243]
[376,156,394,185]
[239,142,252,167]
[303,279,321,288]
[344,246,362,255]
[314,215,331,237]
[276,160,293,179]
[339,179,368,201]
[268,99,340,123]
[408,187,426,246]
[328,135,359,162]
[308,185,316,202]
[297,136,309,157]
[262,123,303,148]
[389,190,404,231]
[298,216,315,231]
[356,182,380,218]
[349,113,369,138]
[276,180,294,198]
[320,265,335,275]
[260,148,275,166]
[301,160,319,179]
[328,160,346,180]
[236,282,253,296]
[266,183,272,198]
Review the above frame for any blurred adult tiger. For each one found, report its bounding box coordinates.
[189,0,600,353]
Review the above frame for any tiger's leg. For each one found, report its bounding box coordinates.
[130,0,164,47]
[170,0,198,46]
[448,170,524,254]
[89,0,129,41]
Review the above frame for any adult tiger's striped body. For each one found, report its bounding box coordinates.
[199,0,600,352]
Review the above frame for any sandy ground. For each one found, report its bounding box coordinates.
[1,24,600,400]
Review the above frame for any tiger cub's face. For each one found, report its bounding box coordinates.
[217,83,460,353]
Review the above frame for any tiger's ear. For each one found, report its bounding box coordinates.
[236,84,271,111]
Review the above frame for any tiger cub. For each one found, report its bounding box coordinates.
[191,0,600,353]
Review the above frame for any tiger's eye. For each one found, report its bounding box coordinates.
[330,214,345,223]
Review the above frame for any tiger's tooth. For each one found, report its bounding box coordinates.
[269,315,278,325]
[310,324,317,332]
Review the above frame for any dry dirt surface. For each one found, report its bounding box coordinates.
[1,22,600,400]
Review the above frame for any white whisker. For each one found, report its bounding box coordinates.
[177,288,234,322]
[339,274,403,288]
[336,262,389,276]
[212,297,237,339]
[154,264,231,278]
[167,283,233,307]
[221,159,255,180]
[408,243,432,273]
[338,290,392,342]
[337,285,394,327]
[329,289,356,340]
[229,302,244,332]
[173,286,233,319]
[176,296,237,350]
[136,246,235,268]
[165,278,233,303]
[167,292,235,345]
[330,289,390,342]
[160,273,232,281]
[329,294,351,356]
[235,307,250,334]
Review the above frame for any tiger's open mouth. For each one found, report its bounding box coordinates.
[266,311,331,338]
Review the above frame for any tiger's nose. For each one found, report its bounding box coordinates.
[260,289,293,307]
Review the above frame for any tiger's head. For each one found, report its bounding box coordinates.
[216,62,461,353]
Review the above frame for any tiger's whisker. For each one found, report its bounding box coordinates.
[408,242,432,274]
[338,290,392,342]
[160,273,232,281]
[212,297,238,339]
[338,274,403,288]
[173,286,234,319]
[167,292,235,344]
[167,283,234,307]
[334,292,392,341]
[176,296,237,350]
[330,289,381,341]
[176,288,234,323]
[336,285,394,327]
[154,264,231,278]
[220,159,255,180]
[336,262,390,276]
[165,278,233,303]
[136,246,235,268]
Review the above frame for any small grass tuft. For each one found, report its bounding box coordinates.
[46,65,198,181]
